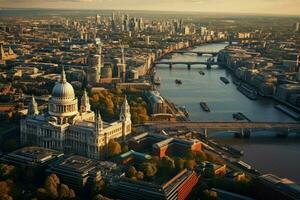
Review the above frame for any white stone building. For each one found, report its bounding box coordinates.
[20,68,131,159]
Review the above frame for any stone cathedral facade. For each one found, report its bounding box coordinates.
[20,69,131,159]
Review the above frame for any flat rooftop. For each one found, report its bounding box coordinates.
[1,146,63,166]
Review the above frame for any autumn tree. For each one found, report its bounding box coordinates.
[58,184,75,199]
[0,164,17,179]
[185,160,197,170]
[108,140,122,158]
[37,174,76,200]
[158,156,175,176]
[135,171,144,180]
[121,144,129,153]
[92,194,111,200]
[140,162,157,178]
[127,166,137,178]
[174,157,186,172]
[0,181,12,200]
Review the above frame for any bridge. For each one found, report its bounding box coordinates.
[171,50,219,57]
[154,61,219,69]
[141,121,300,138]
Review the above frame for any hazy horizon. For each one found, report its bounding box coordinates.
[0,0,300,16]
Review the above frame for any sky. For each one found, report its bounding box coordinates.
[0,0,300,15]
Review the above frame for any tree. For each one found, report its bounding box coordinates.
[136,171,144,180]
[121,144,129,153]
[202,190,218,200]
[0,164,16,179]
[36,188,49,200]
[127,166,137,178]
[38,174,76,200]
[91,179,105,197]
[174,157,186,172]
[194,151,207,164]
[184,150,195,160]
[58,184,75,199]
[92,194,110,200]
[44,174,60,199]
[108,140,122,158]
[159,156,175,176]
[0,181,10,197]
[185,160,197,170]
[150,156,160,165]
[140,162,157,178]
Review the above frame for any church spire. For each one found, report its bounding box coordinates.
[61,67,67,83]
[8,46,14,55]
[28,95,39,116]
[95,110,103,132]
[80,89,91,113]
[120,95,130,121]
[121,44,125,65]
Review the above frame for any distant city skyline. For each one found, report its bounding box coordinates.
[0,0,300,16]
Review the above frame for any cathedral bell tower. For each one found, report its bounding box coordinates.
[95,110,103,134]
[80,89,91,113]
[28,95,39,116]
[120,96,131,142]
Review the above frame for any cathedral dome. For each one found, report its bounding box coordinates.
[48,68,78,120]
[52,82,75,99]
[51,68,75,100]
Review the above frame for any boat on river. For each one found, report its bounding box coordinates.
[199,71,205,75]
[175,79,182,84]
[154,77,161,85]
[220,77,230,84]
[200,102,210,112]
[237,83,258,100]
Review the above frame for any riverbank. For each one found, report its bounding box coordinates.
[154,42,300,183]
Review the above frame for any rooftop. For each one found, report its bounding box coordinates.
[0,146,64,167]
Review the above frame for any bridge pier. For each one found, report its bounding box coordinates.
[169,63,172,69]
[234,128,251,138]
[206,64,211,69]
[187,64,191,70]
[197,53,203,56]
[204,128,208,138]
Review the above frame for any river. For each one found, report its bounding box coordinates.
[155,42,300,183]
